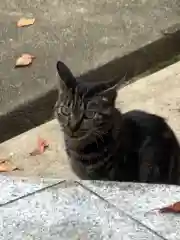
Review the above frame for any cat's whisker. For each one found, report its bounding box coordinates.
[92,132,99,149]
[95,131,104,143]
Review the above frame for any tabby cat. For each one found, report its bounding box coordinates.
[55,60,180,184]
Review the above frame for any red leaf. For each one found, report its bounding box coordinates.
[30,137,49,156]
[147,202,180,214]
[38,137,49,153]
[30,149,41,156]
[159,202,180,213]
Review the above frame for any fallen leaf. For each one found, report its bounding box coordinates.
[0,159,19,172]
[0,159,8,164]
[159,202,180,213]
[15,54,35,67]
[17,18,35,27]
[30,137,49,156]
[38,137,49,153]
[29,149,40,156]
[147,202,180,214]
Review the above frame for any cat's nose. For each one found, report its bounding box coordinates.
[69,122,79,133]
[68,116,83,133]
[68,124,75,132]
[64,126,74,137]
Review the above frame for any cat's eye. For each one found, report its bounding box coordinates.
[85,111,96,119]
[85,101,98,119]
[60,106,71,116]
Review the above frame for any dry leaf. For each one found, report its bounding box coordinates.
[159,202,180,213]
[30,137,49,156]
[38,137,49,153]
[17,18,35,27]
[30,149,41,156]
[15,54,35,67]
[0,159,19,172]
[147,201,180,214]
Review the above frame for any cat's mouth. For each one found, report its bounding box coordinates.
[64,127,96,142]
[68,131,90,141]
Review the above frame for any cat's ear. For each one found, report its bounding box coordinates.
[56,61,76,90]
[100,87,117,103]
[107,74,127,92]
[99,75,125,102]
[101,74,126,94]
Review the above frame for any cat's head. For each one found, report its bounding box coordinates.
[55,61,121,140]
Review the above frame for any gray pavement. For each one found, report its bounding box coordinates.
[1,0,180,142]
[1,175,180,239]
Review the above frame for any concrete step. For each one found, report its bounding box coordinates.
[0,61,180,179]
[1,0,180,143]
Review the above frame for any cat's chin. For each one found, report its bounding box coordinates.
[64,132,92,151]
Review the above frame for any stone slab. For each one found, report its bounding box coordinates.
[1,175,178,239]
[0,175,60,205]
[1,0,180,142]
[84,181,180,240]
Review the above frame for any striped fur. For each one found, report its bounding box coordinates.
[55,61,180,184]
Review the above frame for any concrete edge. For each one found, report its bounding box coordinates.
[1,30,180,143]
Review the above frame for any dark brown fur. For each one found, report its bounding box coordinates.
[55,61,180,184]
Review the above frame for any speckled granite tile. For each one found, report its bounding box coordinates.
[0,175,60,205]
[82,181,180,240]
[0,180,163,240]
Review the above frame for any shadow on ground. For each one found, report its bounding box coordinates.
[1,29,180,143]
